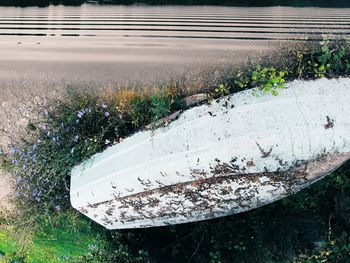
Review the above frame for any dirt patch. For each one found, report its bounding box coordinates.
[0,171,13,215]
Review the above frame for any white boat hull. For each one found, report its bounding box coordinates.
[70,78,350,229]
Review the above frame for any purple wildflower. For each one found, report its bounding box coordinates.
[9,147,17,154]
[74,135,79,142]
[102,103,108,109]
[18,151,25,159]
[104,112,110,117]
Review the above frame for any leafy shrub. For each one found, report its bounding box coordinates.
[213,83,230,97]
[304,232,350,263]
[251,65,287,96]
[295,39,350,79]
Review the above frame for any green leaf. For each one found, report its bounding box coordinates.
[321,45,329,53]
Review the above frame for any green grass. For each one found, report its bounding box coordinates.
[0,212,107,263]
[0,229,18,260]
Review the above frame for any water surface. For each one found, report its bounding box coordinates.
[0,4,349,99]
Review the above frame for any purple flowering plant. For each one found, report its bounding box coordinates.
[3,90,182,224]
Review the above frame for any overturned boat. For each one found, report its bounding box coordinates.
[70,78,350,229]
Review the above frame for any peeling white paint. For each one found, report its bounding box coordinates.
[70,78,350,229]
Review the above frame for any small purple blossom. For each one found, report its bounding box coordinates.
[9,147,17,154]
[74,135,79,142]
[104,112,110,117]
[16,176,23,182]
[102,103,108,109]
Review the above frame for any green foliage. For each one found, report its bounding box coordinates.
[84,239,152,262]
[251,65,287,96]
[233,70,250,89]
[150,91,182,121]
[295,39,350,79]
[226,39,350,98]
[304,232,350,263]
[211,66,287,97]
[213,83,230,97]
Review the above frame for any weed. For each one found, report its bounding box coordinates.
[251,65,287,96]
[213,83,230,97]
